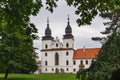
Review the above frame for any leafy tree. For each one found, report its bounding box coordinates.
[87,9,120,80]
[0,0,42,79]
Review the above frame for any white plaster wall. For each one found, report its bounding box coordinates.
[51,41,63,48]
[41,49,74,73]
[73,59,93,73]
[42,40,53,49]
[63,39,74,48]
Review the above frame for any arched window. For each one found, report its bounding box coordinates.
[55,53,59,65]
[66,52,69,56]
[56,43,58,47]
[45,53,47,56]
[66,68,69,71]
[66,60,69,65]
[45,44,48,49]
[66,43,69,48]
[45,61,47,66]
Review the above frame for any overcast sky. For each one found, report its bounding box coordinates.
[30,0,107,53]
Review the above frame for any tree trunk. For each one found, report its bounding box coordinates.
[4,64,12,80]
[4,68,9,80]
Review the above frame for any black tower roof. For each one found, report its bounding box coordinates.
[42,18,54,40]
[63,15,74,39]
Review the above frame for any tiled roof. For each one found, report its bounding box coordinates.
[73,48,100,59]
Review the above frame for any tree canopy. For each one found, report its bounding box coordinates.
[0,0,42,79]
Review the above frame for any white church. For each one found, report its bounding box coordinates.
[40,17,100,73]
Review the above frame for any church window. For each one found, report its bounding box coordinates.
[45,53,47,56]
[80,60,83,65]
[55,53,59,65]
[66,60,69,65]
[66,68,69,71]
[45,68,47,71]
[66,52,69,56]
[45,61,47,66]
[56,43,58,47]
[45,44,48,49]
[73,69,76,72]
[73,61,76,65]
[86,60,88,65]
[52,68,54,71]
[66,43,69,48]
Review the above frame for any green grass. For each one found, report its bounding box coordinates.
[0,73,76,80]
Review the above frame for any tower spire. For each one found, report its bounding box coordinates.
[67,14,70,25]
[63,15,74,39]
[47,17,49,27]
[42,17,54,40]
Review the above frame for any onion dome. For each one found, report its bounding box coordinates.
[42,18,54,40]
[65,16,72,34]
[45,19,51,36]
[63,15,74,39]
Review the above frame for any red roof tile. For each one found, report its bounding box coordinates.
[73,48,100,59]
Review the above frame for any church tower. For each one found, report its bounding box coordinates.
[41,18,54,73]
[42,18,54,49]
[63,15,74,48]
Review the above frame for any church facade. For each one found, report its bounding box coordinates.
[41,17,100,73]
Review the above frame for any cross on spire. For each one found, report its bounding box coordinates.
[47,17,49,25]
[67,15,70,25]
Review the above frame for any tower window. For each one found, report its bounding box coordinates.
[45,44,48,49]
[55,52,59,65]
[45,53,47,56]
[66,52,69,56]
[73,61,76,65]
[66,60,69,65]
[56,43,58,47]
[66,43,69,48]
[45,61,47,66]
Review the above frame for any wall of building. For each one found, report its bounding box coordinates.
[41,49,74,73]
[73,58,93,73]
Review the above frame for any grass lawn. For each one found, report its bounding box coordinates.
[0,73,76,80]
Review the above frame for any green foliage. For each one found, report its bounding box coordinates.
[76,69,88,80]
[88,33,120,80]
[0,0,43,79]
[65,0,120,26]
[112,68,120,80]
